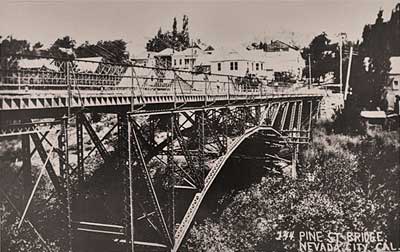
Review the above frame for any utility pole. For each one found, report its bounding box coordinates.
[338,32,347,94]
[339,39,343,94]
[308,54,312,89]
[344,46,353,101]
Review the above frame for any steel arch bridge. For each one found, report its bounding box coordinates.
[0,56,322,252]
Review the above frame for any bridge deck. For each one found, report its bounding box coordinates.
[0,88,322,119]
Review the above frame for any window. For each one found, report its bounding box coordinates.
[217,63,222,71]
[174,59,177,65]
[261,63,263,70]
[179,59,182,65]
[256,63,259,71]
[394,80,399,90]
[230,62,234,71]
[252,62,254,71]
[185,59,190,65]
[234,62,238,70]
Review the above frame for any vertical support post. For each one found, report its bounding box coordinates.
[21,134,33,199]
[289,102,297,131]
[339,38,343,94]
[76,113,84,184]
[280,102,289,131]
[222,108,228,153]
[291,146,298,179]
[167,113,176,244]
[227,77,231,103]
[64,60,73,252]
[308,100,313,140]
[61,115,73,252]
[297,101,303,132]
[174,74,177,109]
[204,76,208,107]
[118,112,132,252]
[149,117,155,148]
[308,54,312,89]
[197,111,205,187]
[127,115,135,252]
[131,67,135,111]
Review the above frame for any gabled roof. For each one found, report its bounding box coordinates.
[131,51,156,60]
[265,40,299,52]
[389,57,400,74]
[208,48,248,62]
[75,57,103,72]
[274,40,299,50]
[194,41,214,51]
[18,58,59,71]
[174,47,206,57]
[156,48,174,56]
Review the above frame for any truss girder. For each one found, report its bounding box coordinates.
[30,133,63,194]
[80,113,111,161]
[0,95,323,252]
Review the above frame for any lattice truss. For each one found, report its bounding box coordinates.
[0,99,321,252]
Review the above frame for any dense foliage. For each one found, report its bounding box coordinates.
[186,126,400,251]
[0,35,129,64]
[146,15,190,52]
[301,32,341,83]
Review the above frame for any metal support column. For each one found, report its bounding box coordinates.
[167,114,176,245]
[280,102,289,131]
[197,111,205,188]
[118,112,133,252]
[308,101,313,138]
[222,108,228,154]
[76,113,84,184]
[127,115,135,252]
[21,134,33,199]
[61,115,73,252]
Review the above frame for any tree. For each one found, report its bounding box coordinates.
[146,15,191,52]
[32,42,44,51]
[0,36,32,83]
[181,15,190,48]
[301,32,340,83]
[75,41,98,58]
[354,10,392,109]
[172,17,178,38]
[96,39,129,63]
[48,36,76,59]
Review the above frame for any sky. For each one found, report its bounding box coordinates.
[1,0,399,56]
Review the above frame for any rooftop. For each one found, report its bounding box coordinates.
[389,57,400,74]
[18,58,58,71]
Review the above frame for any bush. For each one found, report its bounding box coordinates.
[186,128,399,251]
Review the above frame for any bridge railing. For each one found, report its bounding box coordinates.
[0,56,317,99]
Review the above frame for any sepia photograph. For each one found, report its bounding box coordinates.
[0,0,399,251]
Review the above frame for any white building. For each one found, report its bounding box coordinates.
[131,52,156,67]
[172,47,207,71]
[388,56,400,90]
[261,40,304,81]
[207,49,268,77]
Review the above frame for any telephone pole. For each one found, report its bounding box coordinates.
[338,32,347,94]
[308,54,312,89]
[344,46,353,101]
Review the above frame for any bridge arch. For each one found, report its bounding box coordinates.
[173,126,290,251]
